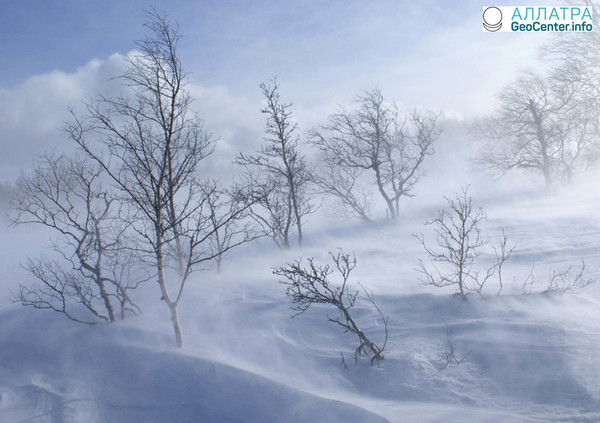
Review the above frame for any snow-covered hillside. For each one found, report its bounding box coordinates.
[1,181,600,423]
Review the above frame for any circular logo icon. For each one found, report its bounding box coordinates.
[483,7,502,32]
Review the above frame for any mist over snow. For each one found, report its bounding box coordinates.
[2,1,600,422]
[2,181,600,422]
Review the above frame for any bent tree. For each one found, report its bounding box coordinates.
[274,250,388,364]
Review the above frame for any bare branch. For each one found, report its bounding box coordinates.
[312,89,439,219]
[416,187,512,298]
[274,250,387,364]
[11,154,145,323]
[522,260,595,294]
[236,80,315,248]
[475,66,600,184]
[65,12,249,347]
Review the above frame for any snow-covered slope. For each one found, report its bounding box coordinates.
[0,307,389,423]
[1,182,600,422]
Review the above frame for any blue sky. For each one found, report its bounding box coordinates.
[0,0,545,181]
[0,0,460,86]
[0,1,461,86]
[0,0,540,96]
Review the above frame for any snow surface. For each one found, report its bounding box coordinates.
[1,177,600,422]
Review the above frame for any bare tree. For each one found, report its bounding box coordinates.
[68,12,252,347]
[522,260,594,294]
[537,5,600,182]
[553,69,600,182]
[237,169,292,249]
[274,250,388,364]
[11,154,143,323]
[437,323,471,370]
[206,187,263,272]
[237,80,314,248]
[493,229,515,296]
[416,187,513,298]
[314,161,372,222]
[540,2,600,99]
[311,89,439,219]
[477,68,600,184]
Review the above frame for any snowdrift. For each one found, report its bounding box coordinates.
[1,184,600,422]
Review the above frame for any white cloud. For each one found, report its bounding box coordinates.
[0,7,550,183]
[0,54,265,183]
[0,54,128,181]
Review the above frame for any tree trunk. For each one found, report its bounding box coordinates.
[156,222,184,348]
[529,100,552,185]
[168,302,184,348]
[97,277,116,322]
[289,180,303,246]
[340,304,384,362]
[94,224,116,322]
[373,163,396,219]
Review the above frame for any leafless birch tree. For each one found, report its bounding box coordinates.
[416,188,513,298]
[477,68,600,184]
[311,89,439,220]
[521,260,594,294]
[237,80,314,248]
[68,12,252,347]
[540,1,600,97]
[314,162,372,222]
[206,187,262,272]
[11,154,144,323]
[274,250,388,364]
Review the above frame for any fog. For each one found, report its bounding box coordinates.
[1,1,599,422]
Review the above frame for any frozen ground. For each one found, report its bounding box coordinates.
[1,180,600,422]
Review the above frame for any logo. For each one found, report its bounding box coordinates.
[483,6,503,31]
[483,6,593,33]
